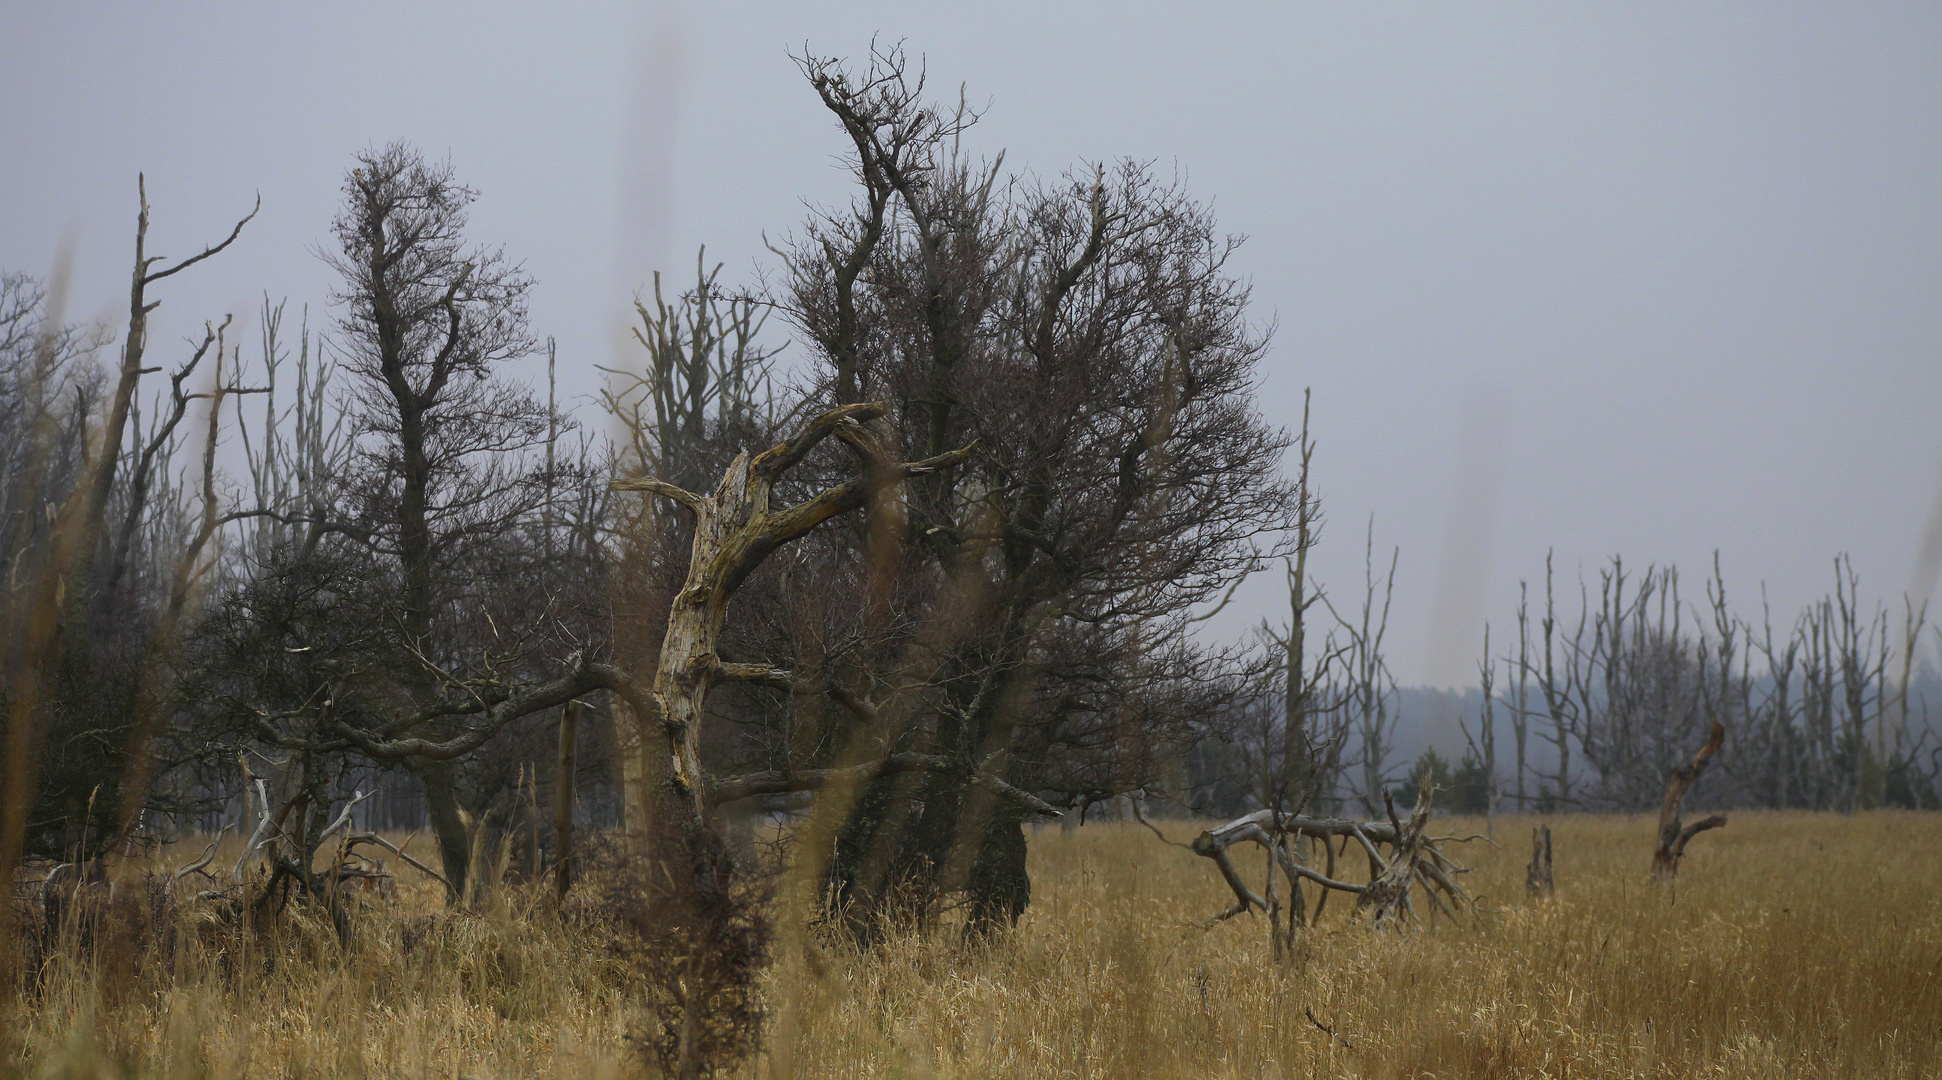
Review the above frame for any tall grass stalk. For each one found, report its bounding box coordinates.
[9,812,1940,1078]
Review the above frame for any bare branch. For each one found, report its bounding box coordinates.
[714,662,796,691]
[171,825,230,883]
[610,475,705,513]
[317,789,375,843]
[344,832,449,890]
[708,752,1060,817]
[143,192,261,284]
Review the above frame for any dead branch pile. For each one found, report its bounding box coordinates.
[1188,776,1483,934]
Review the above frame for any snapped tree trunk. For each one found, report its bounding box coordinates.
[1653,719,1727,881]
[615,406,969,820]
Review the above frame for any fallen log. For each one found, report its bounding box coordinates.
[1185,775,1479,932]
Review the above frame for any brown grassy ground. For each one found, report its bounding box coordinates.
[11,811,1941,1078]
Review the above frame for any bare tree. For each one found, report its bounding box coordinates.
[599,250,779,837]
[764,45,1301,933]
[1276,390,1332,817]
[1509,583,1533,808]
[1524,552,1585,809]
[301,142,577,898]
[603,250,778,496]
[1328,523,1399,815]
[2,179,254,888]
[1497,551,1932,815]
[607,401,986,1079]
[1461,625,1500,829]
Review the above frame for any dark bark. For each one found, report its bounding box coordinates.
[411,758,470,903]
[1653,720,1726,880]
[553,699,580,904]
[1526,824,1554,897]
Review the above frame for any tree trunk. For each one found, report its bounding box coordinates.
[620,699,655,841]
[610,402,970,1080]
[553,700,580,905]
[413,758,469,904]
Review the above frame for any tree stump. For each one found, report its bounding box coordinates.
[1526,824,1553,897]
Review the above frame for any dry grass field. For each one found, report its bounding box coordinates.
[10,811,1941,1079]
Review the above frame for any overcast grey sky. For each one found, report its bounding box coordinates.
[5,2,1940,686]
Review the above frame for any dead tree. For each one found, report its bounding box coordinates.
[1280,392,1324,823]
[2,179,254,900]
[600,249,779,840]
[612,399,1058,819]
[1462,623,1500,830]
[1509,584,1534,809]
[611,401,1001,1080]
[1186,774,1477,932]
[1329,523,1400,815]
[612,401,977,817]
[1652,719,1727,880]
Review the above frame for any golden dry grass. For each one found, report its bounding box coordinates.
[12,811,1942,1078]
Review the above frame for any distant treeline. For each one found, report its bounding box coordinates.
[1183,553,1938,819]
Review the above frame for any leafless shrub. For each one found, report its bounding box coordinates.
[597,825,771,1079]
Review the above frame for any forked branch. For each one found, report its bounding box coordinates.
[1653,719,1726,880]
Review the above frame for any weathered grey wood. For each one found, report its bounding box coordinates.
[171,827,229,883]
[1187,775,1474,931]
[614,403,975,819]
[1355,786,1433,928]
[1196,810,1405,851]
[343,832,448,890]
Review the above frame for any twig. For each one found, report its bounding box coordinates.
[345,831,449,890]
[171,825,231,882]
[1306,1007,1354,1050]
[1130,796,1191,849]
[317,789,373,843]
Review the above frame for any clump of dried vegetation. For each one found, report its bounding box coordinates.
[7,810,1939,1079]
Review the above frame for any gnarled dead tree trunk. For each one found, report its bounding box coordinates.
[613,402,974,820]
[1652,719,1727,880]
[610,401,976,1080]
